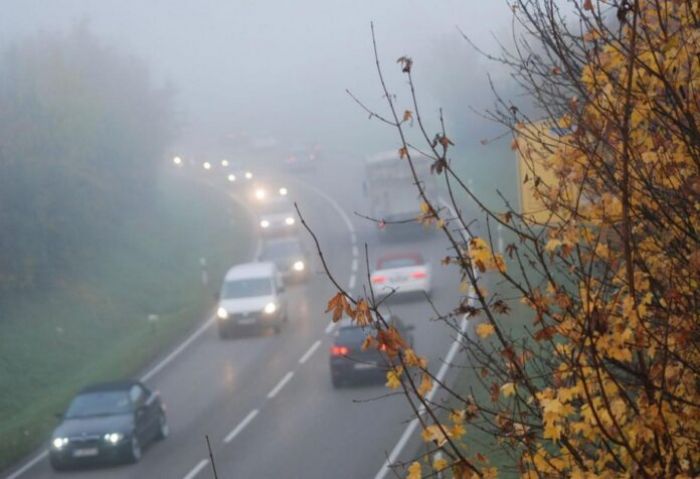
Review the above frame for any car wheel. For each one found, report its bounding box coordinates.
[331,375,343,389]
[126,436,142,463]
[218,323,231,339]
[155,412,169,441]
[49,456,66,472]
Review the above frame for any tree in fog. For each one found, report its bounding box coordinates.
[0,25,172,295]
[322,1,700,477]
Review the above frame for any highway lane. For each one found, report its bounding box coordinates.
[8,153,472,479]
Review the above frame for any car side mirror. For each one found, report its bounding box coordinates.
[404,324,415,332]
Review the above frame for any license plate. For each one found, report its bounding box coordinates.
[391,276,408,282]
[237,318,256,325]
[354,363,377,370]
[73,448,99,458]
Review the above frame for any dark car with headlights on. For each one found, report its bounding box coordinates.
[258,237,310,282]
[49,380,168,470]
[329,316,414,388]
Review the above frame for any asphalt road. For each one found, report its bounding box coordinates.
[6,155,472,479]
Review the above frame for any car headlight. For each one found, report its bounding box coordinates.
[216,307,229,319]
[245,171,253,180]
[227,174,236,182]
[103,432,123,444]
[52,437,69,449]
[279,187,288,196]
[285,217,295,226]
[255,188,266,200]
[293,260,305,271]
[263,302,277,314]
[260,220,270,228]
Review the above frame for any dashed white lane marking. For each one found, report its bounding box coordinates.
[141,316,215,382]
[299,340,322,364]
[325,322,336,334]
[351,258,358,272]
[351,232,357,244]
[4,451,48,479]
[224,409,260,443]
[374,312,470,479]
[182,459,209,479]
[349,274,356,290]
[267,371,295,399]
[352,245,359,257]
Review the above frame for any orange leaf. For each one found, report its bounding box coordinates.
[398,146,409,159]
[325,292,350,322]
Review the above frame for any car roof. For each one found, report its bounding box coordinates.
[263,237,302,248]
[376,252,425,266]
[79,380,140,394]
[336,313,397,330]
[224,261,276,280]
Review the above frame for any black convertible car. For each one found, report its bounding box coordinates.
[49,380,168,470]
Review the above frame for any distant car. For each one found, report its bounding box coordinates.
[329,316,414,388]
[370,252,431,299]
[49,380,168,470]
[284,145,321,173]
[257,197,298,236]
[216,261,288,338]
[258,237,311,282]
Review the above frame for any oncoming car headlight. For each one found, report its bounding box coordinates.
[103,432,123,444]
[245,171,253,180]
[216,307,229,319]
[293,260,305,272]
[52,437,69,449]
[263,302,277,314]
[279,187,288,196]
[285,217,295,226]
[260,220,270,229]
[255,188,266,200]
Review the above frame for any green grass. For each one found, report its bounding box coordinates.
[0,170,252,471]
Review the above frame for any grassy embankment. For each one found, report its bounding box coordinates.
[0,170,252,471]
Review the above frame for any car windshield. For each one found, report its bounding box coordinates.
[337,326,366,343]
[65,391,132,418]
[377,256,421,269]
[261,241,302,260]
[222,278,272,299]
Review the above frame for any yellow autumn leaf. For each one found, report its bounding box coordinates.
[417,372,432,397]
[450,422,466,439]
[476,323,495,339]
[386,368,402,389]
[433,457,448,472]
[421,424,449,446]
[406,461,421,479]
[501,382,516,397]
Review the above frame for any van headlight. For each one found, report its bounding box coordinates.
[263,302,277,314]
[285,217,295,226]
[293,260,305,272]
[260,220,270,228]
[103,432,123,444]
[217,307,229,319]
[52,437,69,450]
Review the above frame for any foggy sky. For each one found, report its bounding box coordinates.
[1,1,513,153]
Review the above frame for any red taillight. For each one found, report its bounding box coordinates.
[372,275,387,284]
[411,270,428,279]
[331,345,349,356]
[379,344,387,352]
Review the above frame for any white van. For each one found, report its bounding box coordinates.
[216,262,287,338]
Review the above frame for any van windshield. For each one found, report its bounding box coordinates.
[222,278,273,299]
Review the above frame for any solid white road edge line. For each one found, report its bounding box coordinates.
[4,450,48,479]
[224,409,260,444]
[140,316,215,382]
[266,371,295,399]
[299,340,322,364]
[373,314,469,479]
[182,458,209,479]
